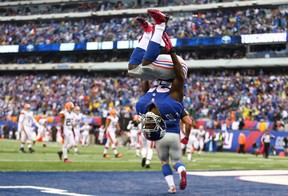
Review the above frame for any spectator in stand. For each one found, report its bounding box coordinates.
[0,7,287,45]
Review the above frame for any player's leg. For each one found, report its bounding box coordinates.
[155,133,176,193]
[186,138,193,162]
[26,127,35,153]
[103,132,111,158]
[73,129,80,154]
[128,10,173,81]
[169,134,187,191]
[144,140,154,168]
[141,134,147,167]
[142,9,170,65]
[110,132,123,158]
[128,16,154,71]
[20,130,27,153]
[58,131,74,163]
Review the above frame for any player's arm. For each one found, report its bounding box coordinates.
[59,112,65,137]
[32,115,41,128]
[104,118,111,132]
[169,51,185,102]
[18,113,24,132]
[181,109,192,139]
[116,121,121,132]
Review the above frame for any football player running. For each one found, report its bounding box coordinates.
[57,102,75,163]
[133,9,188,193]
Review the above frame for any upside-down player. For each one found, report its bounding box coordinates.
[57,102,75,163]
[103,109,123,158]
[132,9,188,193]
[18,103,40,153]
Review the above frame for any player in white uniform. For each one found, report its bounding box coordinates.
[81,122,92,147]
[103,109,123,158]
[141,130,155,168]
[98,125,105,144]
[197,125,206,156]
[18,104,40,153]
[186,128,199,162]
[57,102,75,163]
[127,115,142,157]
[36,118,50,147]
[73,106,83,154]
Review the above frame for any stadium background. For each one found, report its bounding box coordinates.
[1,0,288,152]
[0,0,288,195]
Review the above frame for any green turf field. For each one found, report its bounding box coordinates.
[0,140,287,171]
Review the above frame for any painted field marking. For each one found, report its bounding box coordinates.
[187,170,288,186]
[0,186,94,196]
[238,175,288,186]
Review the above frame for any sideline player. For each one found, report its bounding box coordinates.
[197,125,206,156]
[81,122,92,147]
[73,106,83,154]
[36,118,50,147]
[127,115,142,157]
[103,109,123,158]
[18,103,40,153]
[134,9,188,194]
[57,102,75,163]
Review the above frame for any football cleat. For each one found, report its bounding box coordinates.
[136,16,154,33]
[57,151,63,160]
[145,164,150,169]
[115,153,123,158]
[141,157,146,167]
[29,148,35,153]
[19,148,26,153]
[147,9,170,25]
[168,185,176,194]
[179,171,187,190]
[103,154,110,158]
[64,158,71,163]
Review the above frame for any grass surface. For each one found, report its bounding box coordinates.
[0,140,287,171]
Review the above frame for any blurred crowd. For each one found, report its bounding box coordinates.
[0,0,253,16]
[1,68,288,130]
[0,6,287,45]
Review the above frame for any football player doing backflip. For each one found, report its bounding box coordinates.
[130,9,188,194]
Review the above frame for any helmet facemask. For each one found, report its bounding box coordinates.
[141,112,166,141]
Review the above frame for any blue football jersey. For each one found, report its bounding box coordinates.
[136,84,184,134]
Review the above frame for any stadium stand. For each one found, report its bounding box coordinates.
[0,0,288,134]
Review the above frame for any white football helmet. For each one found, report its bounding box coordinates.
[141,112,166,141]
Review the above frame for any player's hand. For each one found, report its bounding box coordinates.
[162,32,175,53]
[181,137,189,145]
